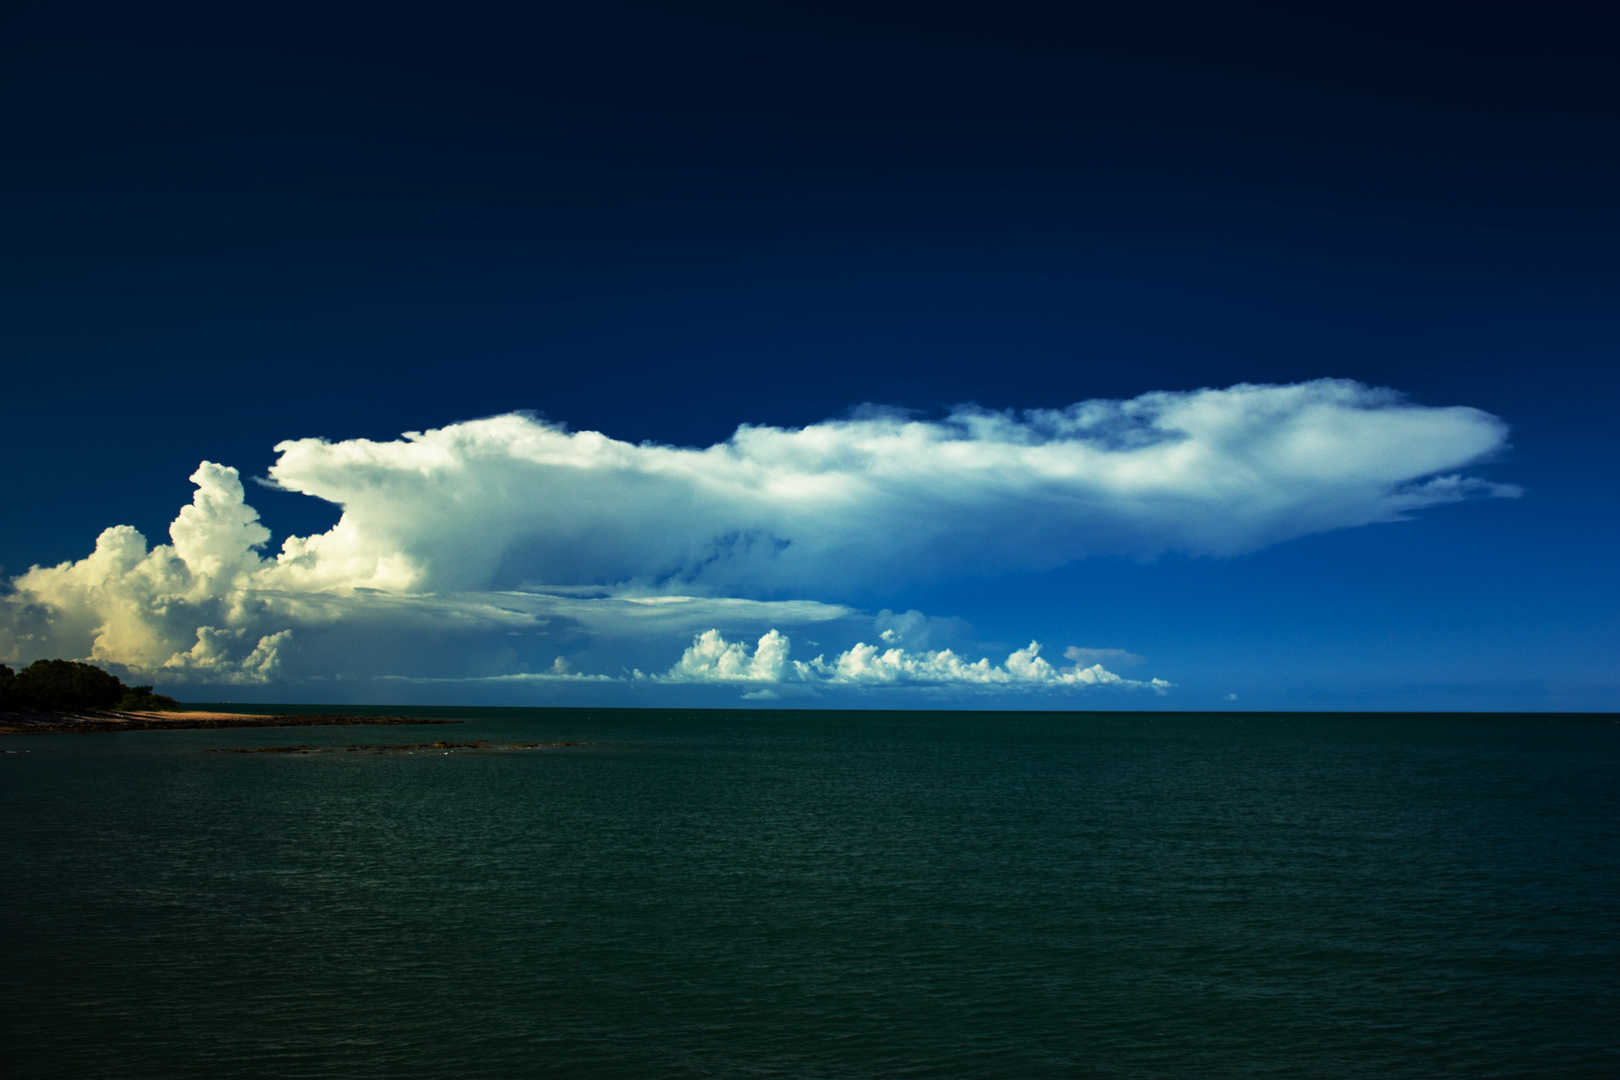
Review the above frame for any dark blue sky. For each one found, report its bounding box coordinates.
[3,1,1616,708]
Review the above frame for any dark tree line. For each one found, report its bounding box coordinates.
[0,659,180,713]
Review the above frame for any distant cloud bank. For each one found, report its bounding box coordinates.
[656,629,1172,693]
[0,380,1516,693]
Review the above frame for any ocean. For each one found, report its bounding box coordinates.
[3,709,1616,1078]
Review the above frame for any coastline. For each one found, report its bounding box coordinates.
[0,711,461,735]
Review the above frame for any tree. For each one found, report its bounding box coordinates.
[117,685,181,712]
[0,659,180,712]
[12,659,125,710]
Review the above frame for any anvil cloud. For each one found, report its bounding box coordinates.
[262,379,1514,594]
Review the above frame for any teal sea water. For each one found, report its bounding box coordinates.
[3,709,1617,1078]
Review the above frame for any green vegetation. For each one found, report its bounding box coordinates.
[0,659,180,713]
[117,684,182,711]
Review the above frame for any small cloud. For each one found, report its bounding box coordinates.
[1227,693,1239,701]
[873,608,973,651]
[875,609,928,647]
[1064,646,1146,668]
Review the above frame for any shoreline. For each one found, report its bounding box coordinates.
[0,711,462,735]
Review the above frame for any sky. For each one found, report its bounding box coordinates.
[2,0,1616,710]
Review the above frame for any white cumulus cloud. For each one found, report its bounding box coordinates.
[2,465,293,683]
[661,628,794,683]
